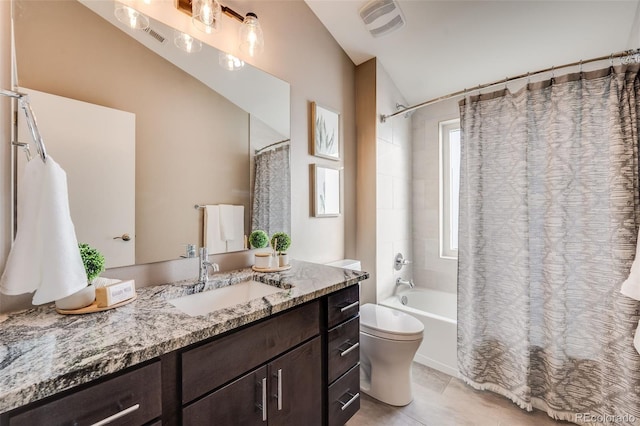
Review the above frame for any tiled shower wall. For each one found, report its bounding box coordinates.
[411,98,459,294]
[375,63,413,302]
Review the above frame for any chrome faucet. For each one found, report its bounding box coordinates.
[396,277,415,289]
[198,247,219,283]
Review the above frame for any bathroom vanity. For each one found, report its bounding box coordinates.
[0,260,367,426]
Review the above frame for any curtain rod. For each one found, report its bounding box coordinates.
[255,138,290,154]
[380,49,640,123]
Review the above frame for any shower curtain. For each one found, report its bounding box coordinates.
[457,65,640,424]
[251,144,291,236]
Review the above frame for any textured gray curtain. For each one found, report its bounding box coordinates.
[458,65,640,424]
[251,145,291,236]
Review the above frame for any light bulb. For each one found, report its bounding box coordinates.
[174,30,202,53]
[114,3,149,31]
[192,0,221,34]
[239,13,264,57]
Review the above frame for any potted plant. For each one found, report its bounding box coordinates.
[250,230,271,269]
[55,243,105,310]
[270,232,291,267]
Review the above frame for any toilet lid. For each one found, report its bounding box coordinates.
[360,304,424,341]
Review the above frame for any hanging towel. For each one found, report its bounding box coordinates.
[0,157,87,305]
[226,205,245,252]
[219,204,236,241]
[621,241,640,300]
[204,205,227,254]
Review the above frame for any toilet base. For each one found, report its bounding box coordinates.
[359,331,422,407]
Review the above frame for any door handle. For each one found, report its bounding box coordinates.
[272,368,283,411]
[339,341,360,357]
[113,233,131,241]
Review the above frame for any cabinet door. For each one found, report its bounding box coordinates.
[183,366,268,426]
[268,337,322,426]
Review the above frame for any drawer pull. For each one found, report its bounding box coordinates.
[261,377,267,421]
[338,392,360,411]
[339,301,359,313]
[275,368,283,411]
[90,403,140,426]
[340,341,360,357]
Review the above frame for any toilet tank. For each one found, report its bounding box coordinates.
[325,259,362,271]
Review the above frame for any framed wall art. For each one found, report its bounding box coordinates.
[311,102,340,160]
[313,164,341,217]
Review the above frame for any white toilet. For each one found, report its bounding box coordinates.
[359,303,424,406]
[325,259,424,406]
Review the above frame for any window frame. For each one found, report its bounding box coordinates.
[439,118,460,259]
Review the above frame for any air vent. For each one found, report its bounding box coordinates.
[143,26,166,44]
[359,0,405,38]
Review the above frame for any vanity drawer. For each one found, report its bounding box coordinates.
[328,315,360,384]
[181,300,320,404]
[327,364,360,426]
[8,361,161,426]
[327,285,360,329]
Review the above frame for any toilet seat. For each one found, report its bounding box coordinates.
[360,303,424,341]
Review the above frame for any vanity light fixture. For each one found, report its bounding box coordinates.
[191,0,221,34]
[218,52,244,71]
[174,30,202,53]
[114,2,150,31]
[177,0,264,57]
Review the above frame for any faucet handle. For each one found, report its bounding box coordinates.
[211,263,220,272]
[394,253,412,271]
[200,247,209,259]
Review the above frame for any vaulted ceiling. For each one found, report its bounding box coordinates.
[305,0,640,106]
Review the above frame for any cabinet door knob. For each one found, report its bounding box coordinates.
[113,233,131,241]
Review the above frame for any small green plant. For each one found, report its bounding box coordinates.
[79,243,105,283]
[249,230,269,249]
[270,232,291,254]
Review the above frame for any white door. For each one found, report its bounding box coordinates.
[17,88,135,268]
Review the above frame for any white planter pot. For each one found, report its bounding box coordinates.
[254,253,272,269]
[55,284,95,310]
[279,253,289,267]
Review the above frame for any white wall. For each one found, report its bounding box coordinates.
[0,0,357,312]
[376,62,412,302]
[412,98,458,294]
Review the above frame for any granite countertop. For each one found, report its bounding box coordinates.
[0,260,368,414]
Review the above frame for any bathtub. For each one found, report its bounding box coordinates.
[381,288,458,376]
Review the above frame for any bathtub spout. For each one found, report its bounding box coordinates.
[396,277,415,289]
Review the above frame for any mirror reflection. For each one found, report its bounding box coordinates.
[12,0,291,268]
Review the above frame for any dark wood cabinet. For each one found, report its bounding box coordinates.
[1,284,362,426]
[325,286,361,426]
[183,338,321,426]
[4,361,161,426]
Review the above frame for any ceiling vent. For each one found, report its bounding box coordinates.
[359,0,406,38]
[143,26,167,44]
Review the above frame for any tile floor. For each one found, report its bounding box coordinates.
[347,363,572,426]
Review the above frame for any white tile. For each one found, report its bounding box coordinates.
[377,174,393,209]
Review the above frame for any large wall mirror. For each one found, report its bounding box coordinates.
[12,0,291,268]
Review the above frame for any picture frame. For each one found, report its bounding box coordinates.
[311,102,340,160]
[312,164,341,217]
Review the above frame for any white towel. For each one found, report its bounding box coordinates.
[0,157,87,305]
[219,204,235,241]
[226,205,245,252]
[204,205,226,254]
[621,241,640,300]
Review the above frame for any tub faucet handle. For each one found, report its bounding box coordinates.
[394,253,412,271]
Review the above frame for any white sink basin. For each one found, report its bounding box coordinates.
[168,280,285,317]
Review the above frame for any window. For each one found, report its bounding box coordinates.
[440,119,460,259]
